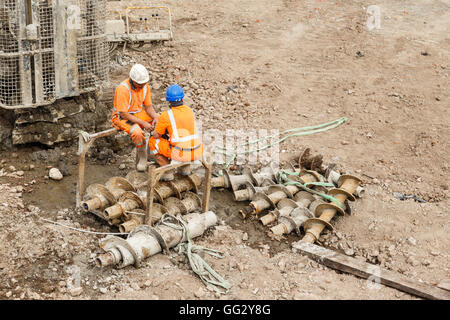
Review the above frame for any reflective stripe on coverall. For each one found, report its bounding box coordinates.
[149,105,203,161]
[112,79,152,148]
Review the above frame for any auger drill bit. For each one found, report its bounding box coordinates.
[163,192,202,215]
[105,177,135,199]
[97,211,219,269]
[152,174,201,203]
[82,184,116,215]
[326,168,365,198]
[118,192,202,233]
[302,175,362,244]
[239,170,322,219]
[82,177,135,214]
[104,191,144,223]
[211,166,276,191]
[260,191,315,226]
[299,148,324,173]
[119,205,168,233]
[211,167,255,190]
[270,207,314,236]
[232,180,274,201]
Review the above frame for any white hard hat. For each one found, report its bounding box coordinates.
[129,64,150,84]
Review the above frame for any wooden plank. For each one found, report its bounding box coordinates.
[201,157,212,213]
[145,165,156,226]
[292,241,450,300]
[437,280,450,292]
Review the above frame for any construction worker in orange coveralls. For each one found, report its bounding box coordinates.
[112,64,159,172]
[148,84,203,181]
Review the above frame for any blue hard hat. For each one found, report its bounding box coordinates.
[166,84,185,102]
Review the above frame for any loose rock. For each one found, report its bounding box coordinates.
[69,287,83,297]
[49,168,63,181]
[407,237,417,246]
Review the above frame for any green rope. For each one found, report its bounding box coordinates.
[158,214,231,294]
[277,170,345,209]
[212,117,347,167]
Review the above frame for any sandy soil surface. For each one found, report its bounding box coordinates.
[0,0,449,300]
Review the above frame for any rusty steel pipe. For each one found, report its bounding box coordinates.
[302,175,362,243]
[211,167,256,190]
[119,217,143,233]
[250,185,298,213]
[135,174,201,199]
[119,209,145,233]
[260,198,298,226]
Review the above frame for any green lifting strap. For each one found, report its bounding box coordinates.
[212,117,347,167]
[158,214,231,294]
[277,170,345,209]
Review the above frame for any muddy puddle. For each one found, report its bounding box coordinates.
[23,163,126,213]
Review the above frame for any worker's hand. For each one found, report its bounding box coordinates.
[142,122,154,132]
[152,131,161,139]
[130,125,145,145]
[151,114,159,127]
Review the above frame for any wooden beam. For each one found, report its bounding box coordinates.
[292,241,450,300]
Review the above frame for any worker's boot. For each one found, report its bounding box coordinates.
[154,154,174,181]
[136,146,148,172]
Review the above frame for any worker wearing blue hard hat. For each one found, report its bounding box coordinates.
[149,84,203,180]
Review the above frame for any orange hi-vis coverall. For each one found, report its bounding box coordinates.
[112,78,153,148]
[149,105,203,162]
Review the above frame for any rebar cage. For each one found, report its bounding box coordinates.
[0,0,108,109]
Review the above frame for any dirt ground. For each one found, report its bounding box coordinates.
[0,0,449,301]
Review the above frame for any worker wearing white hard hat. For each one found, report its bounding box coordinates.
[112,64,159,171]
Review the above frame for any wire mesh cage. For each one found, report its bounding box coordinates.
[76,0,108,93]
[0,0,108,109]
[0,0,22,107]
